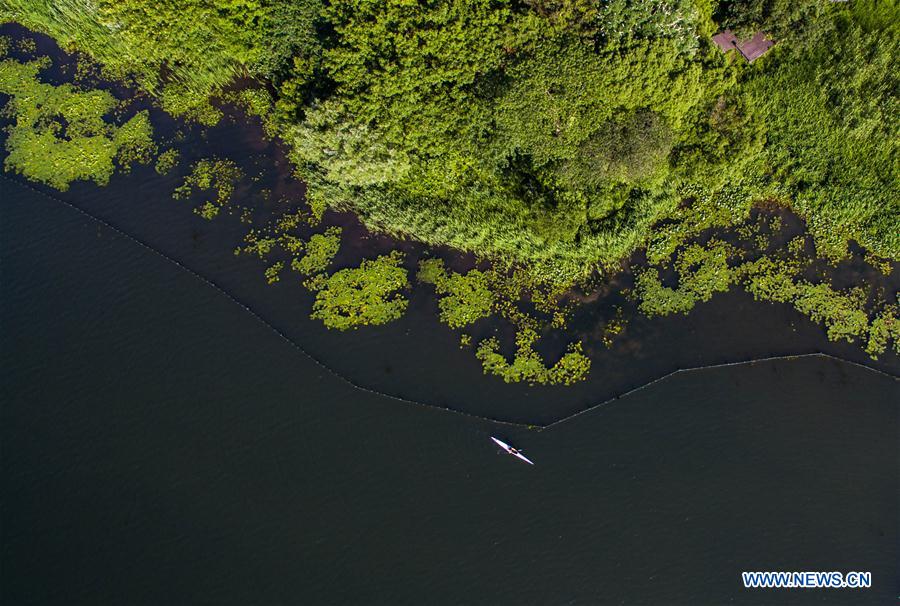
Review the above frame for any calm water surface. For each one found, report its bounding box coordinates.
[2,162,898,605]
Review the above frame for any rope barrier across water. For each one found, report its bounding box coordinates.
[4,175,897,431]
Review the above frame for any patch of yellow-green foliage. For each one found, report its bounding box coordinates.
[636,239,737,316]
[0,56,154,190]
[291,227,342,277]
[417,257,589,382]
[310,252,409,330]
[739,257,875,346]
[264,261,284,284]
[173,158,243,219]
[866,306,900,359]
[154,149,179,175]
[236,208,341,288]
[417,259,495,329]
[634,222,900,358]
[476,328,590,386]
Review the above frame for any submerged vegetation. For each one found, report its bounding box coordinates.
[0,0,897,386]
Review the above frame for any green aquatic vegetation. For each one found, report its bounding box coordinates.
[476,328,590,386]
[640,231,891,350]
[290,227,341,276]
[634,269,698,317]
[865,253,894,277]
[226,87,278,136]
[417,259,578,378]
[769,215,784,234]
[158,85,222,126]
[739,256,802,304]
[0,36,10,58]
[636,239,737,316]
[173,158,243,220]
[675,240,737,301]
[274,209,312,234]
[416,259,449,289]
[235,209,340,287]
[15,37,36,54]
[0,56,155,190]
[865,306,900,359]
[417,259,495,329]
[601,307,627,349]
[154,149,179,175]
[196,202,219,220]
[740,257,873,344]
[644,187,754,266]
[264,261,284,285]
[790,283,870,344]
[546,342,592,386]
[310,252,409,330]
[787,236,807,258]
[237,232,278,260]
[112,111,155,171]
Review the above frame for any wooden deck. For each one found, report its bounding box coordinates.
[713,29,774,63]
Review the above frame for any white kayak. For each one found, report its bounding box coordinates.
[491,437,534,465]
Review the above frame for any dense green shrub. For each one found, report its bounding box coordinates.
[5,1,897,282]
[1,0,325,123]
[744,0,899,261]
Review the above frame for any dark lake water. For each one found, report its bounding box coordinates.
[2,168,898,605]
